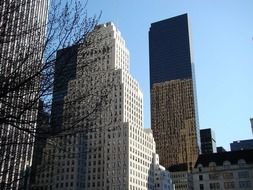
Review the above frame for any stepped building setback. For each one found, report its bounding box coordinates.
[34,23,173,190]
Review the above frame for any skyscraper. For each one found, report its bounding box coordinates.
[34,23,172,190]
[149,14,200,171]
[0,1,48,189]
[200,128,216,154]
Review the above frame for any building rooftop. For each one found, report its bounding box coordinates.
[230,139,253,151]
[195,149,253,167]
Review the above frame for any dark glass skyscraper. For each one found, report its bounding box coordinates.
[149,14,200,171]
[200,128,216,154]
[149,14,193,87]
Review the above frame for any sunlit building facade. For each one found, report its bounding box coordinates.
[153,154,174,190]
[193,150,253,190]
[34,22,170,190]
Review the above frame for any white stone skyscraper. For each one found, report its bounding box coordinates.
[0,0,48,189]
[34,23,173,190]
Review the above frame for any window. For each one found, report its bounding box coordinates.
[224,182,235,189]
[209,162,216,171]
[238,171,249,178]
[198,166,202,172]
[199,175,203,181]
[223,172,233,179]
[209,173,219,180]
[210,182,220,189]
[223,161,231,169]
[200,184,204,190]
[238,159,246,168]
[239,181,251,188]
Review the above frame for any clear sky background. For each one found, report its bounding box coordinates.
[85,0,253,150]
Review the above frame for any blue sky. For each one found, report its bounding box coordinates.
[86,0,253,150]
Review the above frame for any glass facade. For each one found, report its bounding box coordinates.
[149,14,192,88]
[149,14,200,171]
